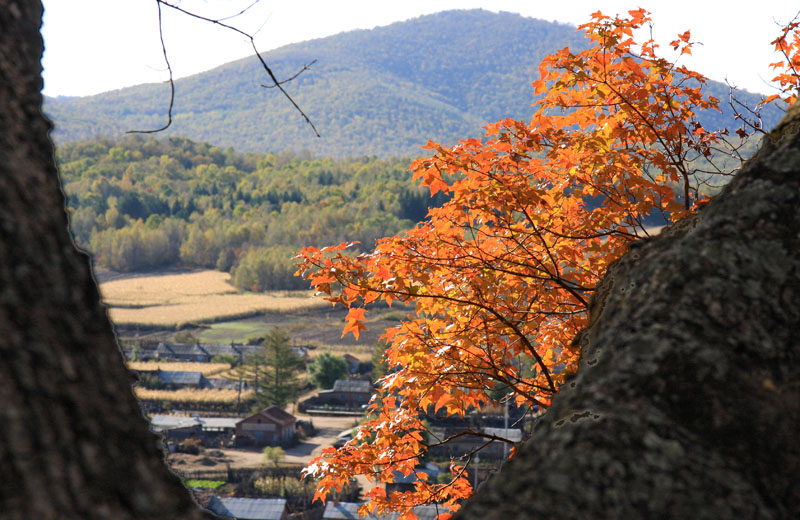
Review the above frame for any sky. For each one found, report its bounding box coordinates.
[41,0,798,98]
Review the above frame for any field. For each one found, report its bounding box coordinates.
[99,270,328,328]
[134,388,252,404]
[127,362,231,376]
[100,269,413,360]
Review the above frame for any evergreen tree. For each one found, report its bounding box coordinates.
[233,329,304,409]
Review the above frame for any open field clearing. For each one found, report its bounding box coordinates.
[196,305,412,358]
[99,270,328,327]
[100,270,236,306]
[127,362,231,376]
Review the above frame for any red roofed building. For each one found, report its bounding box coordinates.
[235,406,296,447]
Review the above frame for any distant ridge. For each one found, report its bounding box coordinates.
[44,9,781,158]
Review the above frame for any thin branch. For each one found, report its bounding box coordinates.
[262,59,317,88]
[129,0,319,137]
[218,0,261,22]
[127,1,174,134]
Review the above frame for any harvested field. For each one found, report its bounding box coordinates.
[127,362,231,376]
[99,270,327,327]
[134,388,252,404]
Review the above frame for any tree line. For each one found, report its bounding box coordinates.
[59,135,448,290]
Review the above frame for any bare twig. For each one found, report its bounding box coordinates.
[127,1,173,134]
[262,59,317,88]
[129,0,319,137]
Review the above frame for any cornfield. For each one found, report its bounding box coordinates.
[134,388,253,404]
[98,270,327,327]
[127,362,231,376]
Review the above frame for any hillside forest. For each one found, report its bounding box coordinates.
[59,136,447,290]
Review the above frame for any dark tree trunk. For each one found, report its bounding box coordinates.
[456,107,800,519]
[0,3,211,519]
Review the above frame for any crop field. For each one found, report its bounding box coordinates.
[99,270,327,327]
[134,388,252,404]
[127,362,231,376]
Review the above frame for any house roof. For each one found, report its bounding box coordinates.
[157,342,208,357]
[241,405,296,427]
[200,417,240,430]
[200,344,238,357]
[207,497,287,520]
[322,503,449,520]
[482,427,523,442]
[158,370,203,386]
[332,379,372,394]
[149,415,200,432]
[151,415,239,432]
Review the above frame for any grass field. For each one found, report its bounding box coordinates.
[99,270,327,328]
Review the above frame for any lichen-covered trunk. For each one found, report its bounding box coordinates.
[0,3,210,519]
[456,108,800,519]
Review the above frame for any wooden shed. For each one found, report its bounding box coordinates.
[235,406,296,447]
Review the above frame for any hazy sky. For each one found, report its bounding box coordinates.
[42,1,798,98]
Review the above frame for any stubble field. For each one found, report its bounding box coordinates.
[99,270,328,328]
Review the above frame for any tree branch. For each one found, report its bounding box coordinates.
[128,0,319,137]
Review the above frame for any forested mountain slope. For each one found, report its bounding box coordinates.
[45,9,782,158]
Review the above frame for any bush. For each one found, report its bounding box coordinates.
[308,353,350,389]
[184,479,225,489]
[176,438,202,455]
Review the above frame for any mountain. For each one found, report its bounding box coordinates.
[44,9,782,158]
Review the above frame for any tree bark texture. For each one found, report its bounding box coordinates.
[0,3,211,519]
[456,107,800,519]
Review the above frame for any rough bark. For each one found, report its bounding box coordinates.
[0,3,211,519]
[456,107,800,519]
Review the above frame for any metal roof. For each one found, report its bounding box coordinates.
[332,379,372,393]
[482,427,523,442]
[254,405,296,426]
[157,343,207,357]
[323,503,450,520]
[206,497,287,520]
[149,415,199,432]
[201,417,240,429]
[159,370,203,386]
[150,415,239,432]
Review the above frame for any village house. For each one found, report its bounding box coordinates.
[234,406,297,447]
[156,342,213,362]
[152,342,308,363]
[207,497,288,520]
[150,415,239,447]
[157,370,207,388]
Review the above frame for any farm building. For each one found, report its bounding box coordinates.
[300,379,374,412]
[322,502,449,519]
[150,415,239,446]
[235,406,296,447]
[329,379,372,406]
[156,342,213,362]
[206,497,288,520]
[153,342,308,363]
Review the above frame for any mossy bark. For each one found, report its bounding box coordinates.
[456,108,800,518]
[0,2,212,518]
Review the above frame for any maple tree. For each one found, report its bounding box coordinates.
[297,9,800,520]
